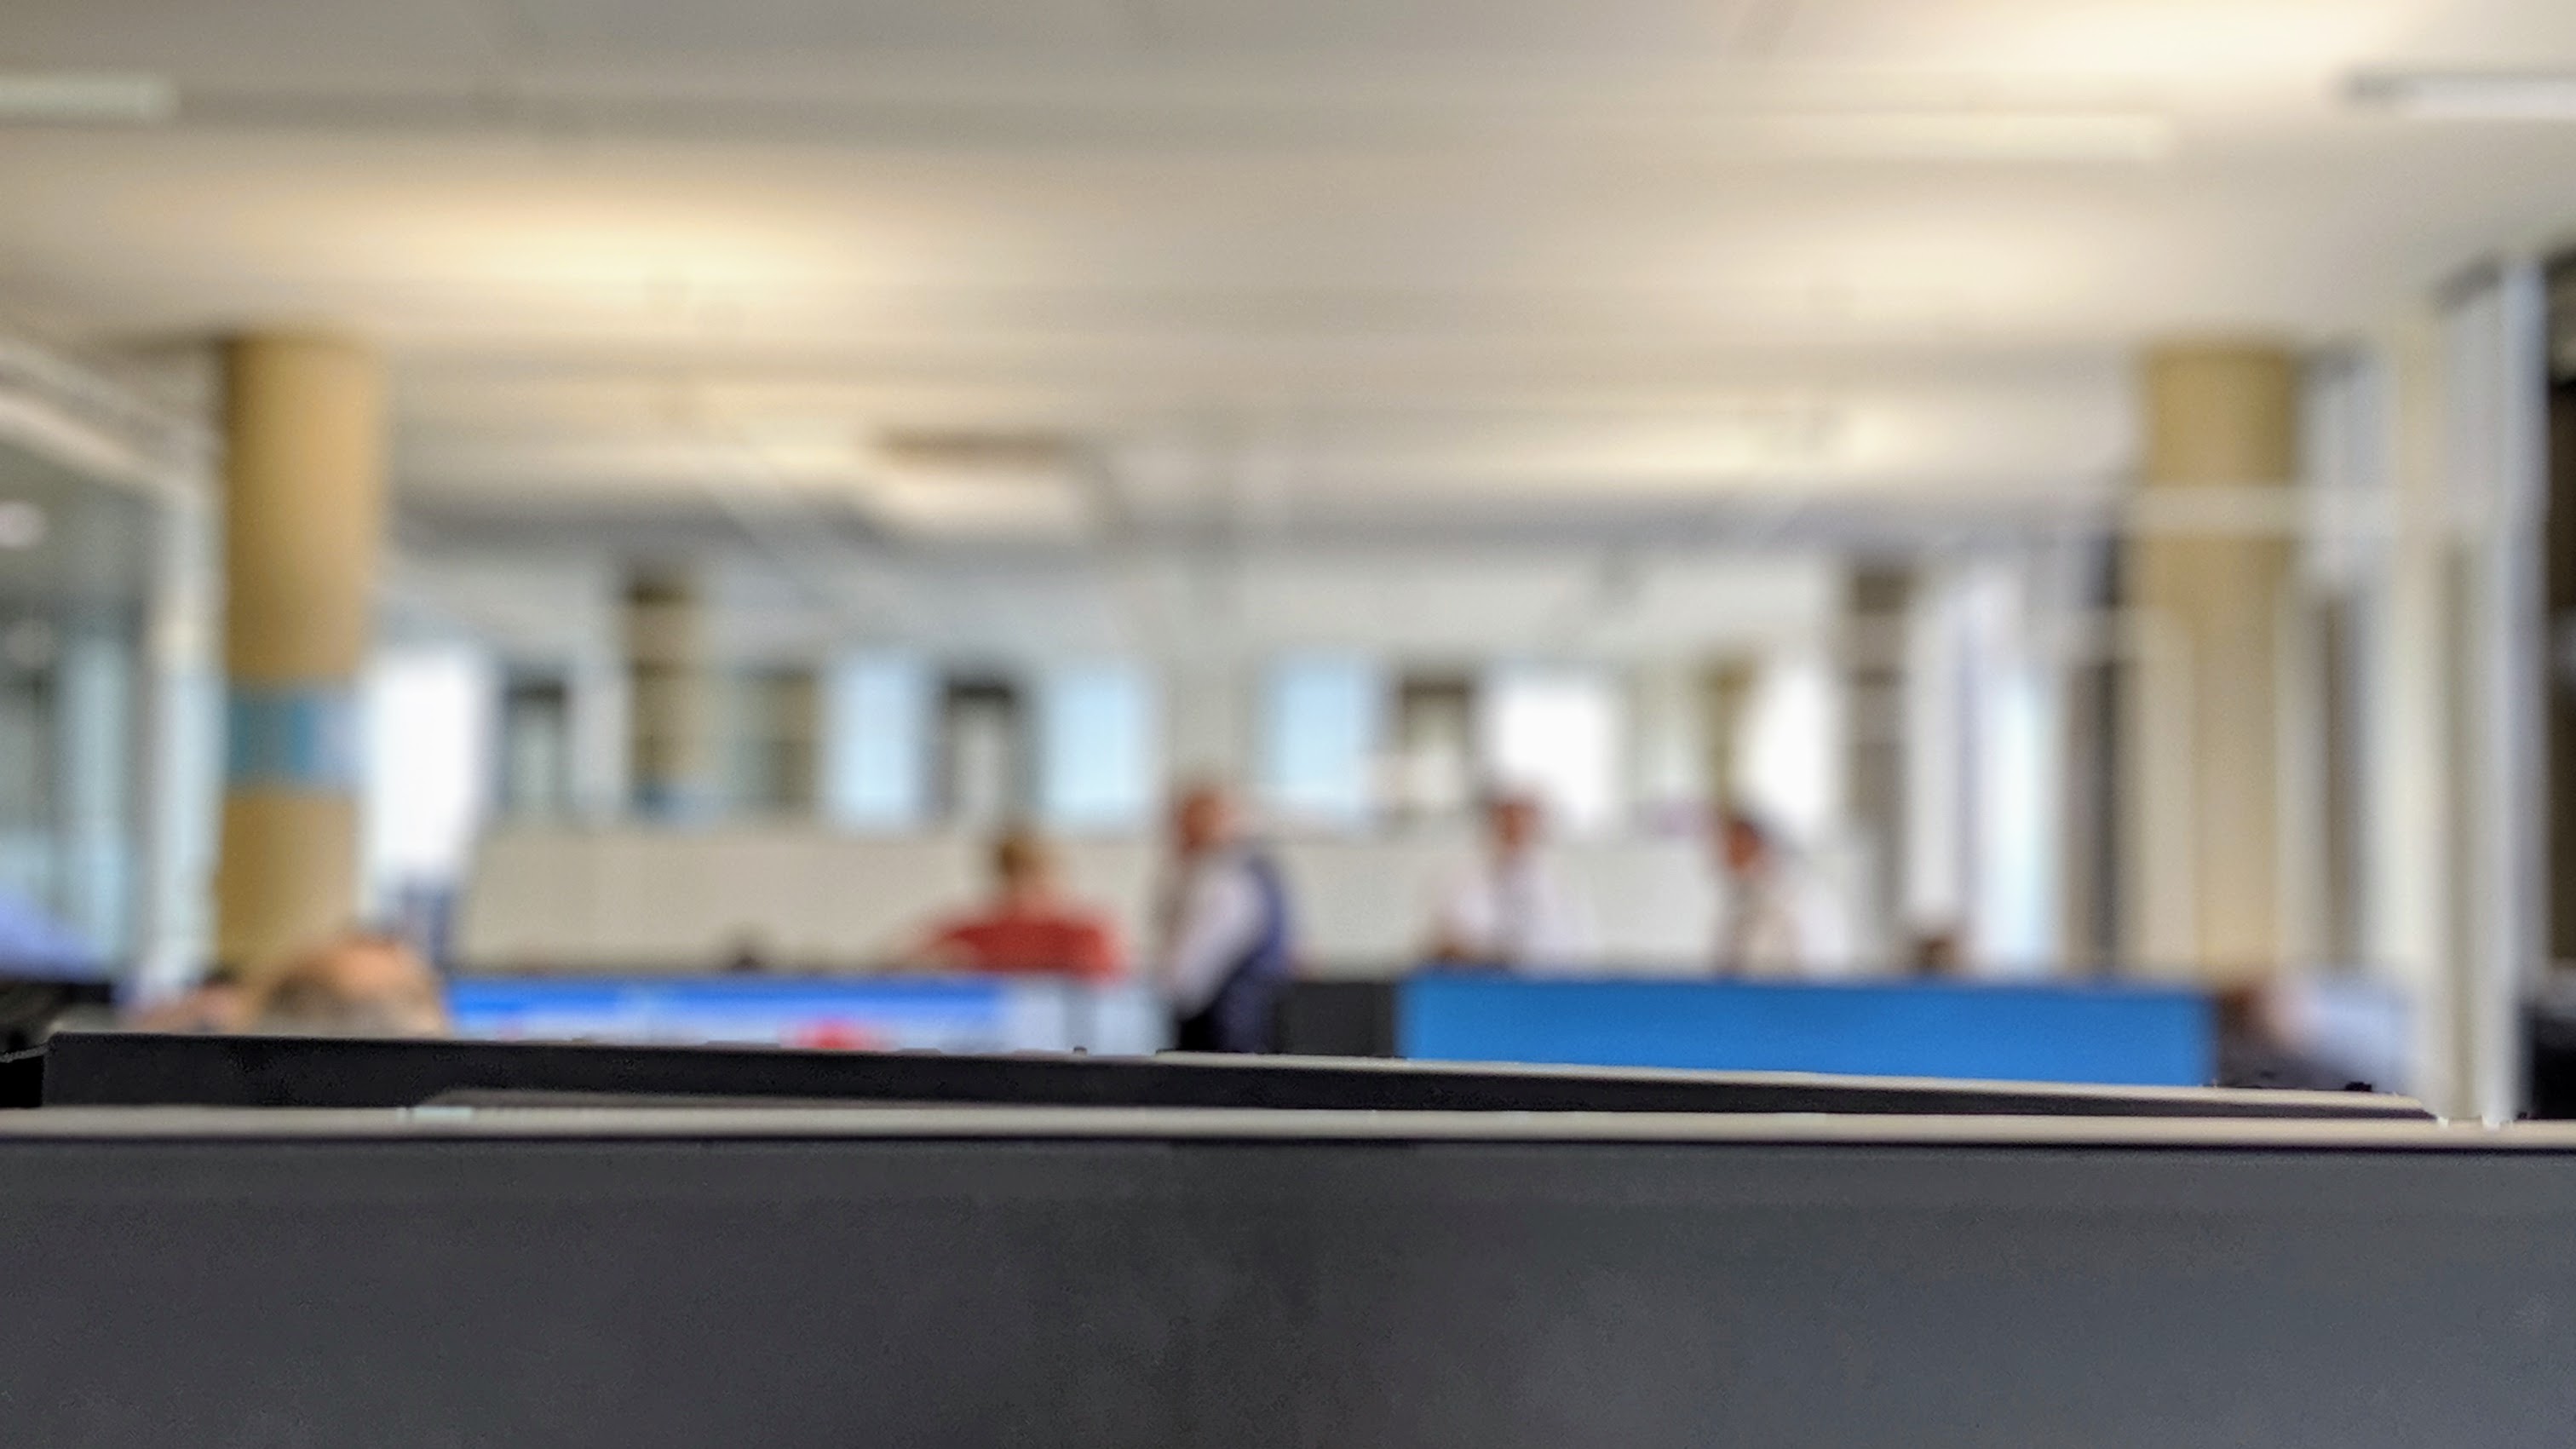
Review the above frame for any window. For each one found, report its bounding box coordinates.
[821,653,930,831]
[1481,666,1623,835]
[938,675,1027,829]
[1038,664,1156,831]
[1738,650,1841,845]
[361,643,497,910]
[1261,655,1383,830]
[497,675,572,820]
[1391,672,1476,820]
[727,667,821,818]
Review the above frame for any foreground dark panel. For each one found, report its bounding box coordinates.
[0,1113,2559,1447]
[26,1030,2428,1118]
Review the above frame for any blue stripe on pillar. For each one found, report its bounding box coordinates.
[225,685,359,792]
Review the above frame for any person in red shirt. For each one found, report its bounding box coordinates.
[907,827,1124,981]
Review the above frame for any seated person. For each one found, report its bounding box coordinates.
[1711,807,1848,976]
[251,932,451,1038]
[1426,791,1598,970]
[908,828,1124,981]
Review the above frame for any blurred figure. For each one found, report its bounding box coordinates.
[723,929,773,975]
[1908,926,1965,980]
[1426,791,1597,969]
[1152,781,1293,1052]
[909,827,1123,980]
[1712,808,1837,975]
[126,963,251,1034]
[2212,985,2367,1092]
[252,932,450,1037]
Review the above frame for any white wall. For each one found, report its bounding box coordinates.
[453,824,1726,975]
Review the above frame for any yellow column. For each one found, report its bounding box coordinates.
[625,565,714,819]
[213,335,386,972]
[2128,342,2298,979]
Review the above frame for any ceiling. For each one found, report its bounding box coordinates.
[1,0,2574,553]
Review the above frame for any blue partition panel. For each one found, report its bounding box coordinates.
[447,976,1039,1053]
[1398,977,2216,1086]
[447,975,1172,1055]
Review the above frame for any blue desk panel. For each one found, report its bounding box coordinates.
[1399,977,2215,1086]
[446,975,1170,1055]
[448,977,1033,1053]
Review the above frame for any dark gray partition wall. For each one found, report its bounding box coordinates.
[0,1110,2565,1447]
[23,1030,2429,1118]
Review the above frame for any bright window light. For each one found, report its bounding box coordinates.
[822,653,931,831]
[1738,653,1840,846]
[1039,664,1156,831]
[1262,655,1383,831]
[362,645,497,904]
[1482,666,1624,836]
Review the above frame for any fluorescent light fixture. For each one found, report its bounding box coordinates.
[0,72,175,125]
[0,500,44,549]
[2349,71,2576,119]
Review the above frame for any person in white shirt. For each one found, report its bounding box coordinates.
[1152,782,1295,1052]
[1426,792,1599,971]
[1713,808,1843,976]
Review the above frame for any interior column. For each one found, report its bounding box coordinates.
[213,333,387,972]
[2127,342,2299,979]
[624,564,715,820]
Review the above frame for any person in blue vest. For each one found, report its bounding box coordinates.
[1153,780,1294,1053]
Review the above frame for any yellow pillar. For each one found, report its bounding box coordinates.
[625,565,714,819]
[213,335,386,972]
[2129,342,2298,979]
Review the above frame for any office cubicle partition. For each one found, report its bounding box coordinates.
[0,1110,2558,1446]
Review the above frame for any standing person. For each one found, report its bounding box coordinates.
[906,827,1124,980]
[1426,791,1597,970]
[1152,782,1293,1052]
[1712,808,1839,976]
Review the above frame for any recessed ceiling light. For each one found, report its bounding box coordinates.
[0,72,175,125]
[0,500,46,549]
[2349,71,2576,120]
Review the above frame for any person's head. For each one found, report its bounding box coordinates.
[991,826,1061,903]
[1909,927,1964,978]
[1716,808,1776,877]
[254,932,448,1038]
[1171,780,1239,857]
[1484,791,1544,858]
[724,929,772,974]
